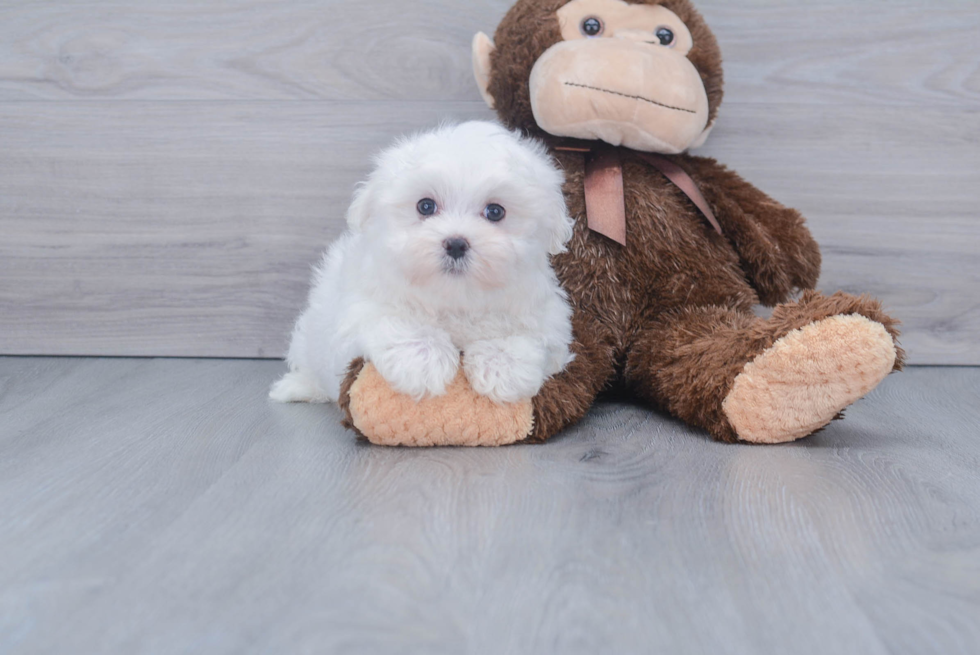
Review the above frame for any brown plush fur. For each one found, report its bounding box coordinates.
[340,0,903,444]
[625,291,904,442]
[338,357,368,440]
[493,0,900,443]
[516,142,903,442]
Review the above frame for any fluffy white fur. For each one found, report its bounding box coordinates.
[270,121,575,405]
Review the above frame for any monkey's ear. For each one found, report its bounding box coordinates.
[472,32,496,109]
[689,119,716,150]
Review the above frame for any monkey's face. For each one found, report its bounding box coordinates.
[474,0,722,154]
[531,0,709,153]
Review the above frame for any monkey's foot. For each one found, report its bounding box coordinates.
[342,362,533,447]
[722,314,898,444]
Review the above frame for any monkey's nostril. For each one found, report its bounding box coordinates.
[443,237,470,261]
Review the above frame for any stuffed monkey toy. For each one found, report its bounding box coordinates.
[339,0,903,446]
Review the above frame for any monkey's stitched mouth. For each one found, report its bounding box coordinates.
[564,82,696,114]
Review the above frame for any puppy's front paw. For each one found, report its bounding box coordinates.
[373,331,460,400]
[464,337,548,404]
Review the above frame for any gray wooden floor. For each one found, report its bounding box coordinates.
[1,357,978,654]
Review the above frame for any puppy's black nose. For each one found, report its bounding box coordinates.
[443,237,470,260]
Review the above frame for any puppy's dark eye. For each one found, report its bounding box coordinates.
[656,27,675,46]
[417,198,437,217]
[581,17,603,37]
[484,203,506,222]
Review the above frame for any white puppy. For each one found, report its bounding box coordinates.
[270,121,575,406]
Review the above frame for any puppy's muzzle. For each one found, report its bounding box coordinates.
[443,237,470,261]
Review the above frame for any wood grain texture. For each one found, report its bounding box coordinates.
[2,101,976,362]
[0,1,975,106]
[0,101,493,358]
[702,104,980,365]
[0,357,978,654]
[0,0,978,362]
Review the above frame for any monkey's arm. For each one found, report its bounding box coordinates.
[683,155,822,306]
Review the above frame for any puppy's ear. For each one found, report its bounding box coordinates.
[515,134,574,255]
[547,192,575,255]
[345,182,372,232]
[521,139,574,255]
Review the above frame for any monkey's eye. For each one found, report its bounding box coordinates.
[655,27,675,46]
[580,16,604,37]
[417,198,437,217]
[483,203,506,222]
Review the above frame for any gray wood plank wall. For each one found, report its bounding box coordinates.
[1,0,978,363]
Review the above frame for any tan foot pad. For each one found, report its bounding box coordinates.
[347,363,534,447]
[722,314,897,444]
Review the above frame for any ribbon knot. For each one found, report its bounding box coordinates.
[557,145,723,246]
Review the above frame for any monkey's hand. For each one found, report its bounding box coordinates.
[684,155,822,306]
